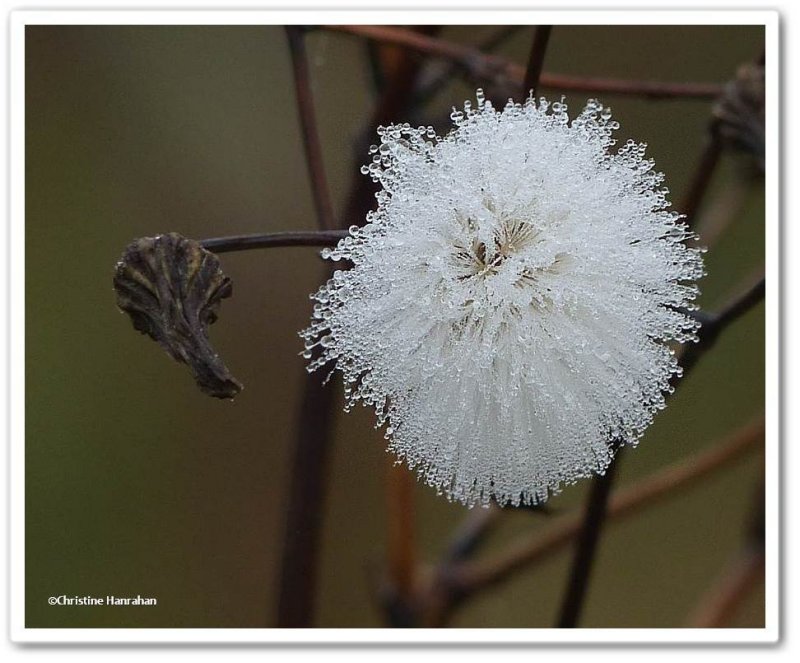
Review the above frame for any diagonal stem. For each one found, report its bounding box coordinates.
[427,416,764,626]
[683,132,723,231]
[423,269,764,626]
[686,546,765,627]
[556,442,621,627]
[551,120,735,629]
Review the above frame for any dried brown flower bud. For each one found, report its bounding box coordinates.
[113,232,242,399]
[712,62,765,171]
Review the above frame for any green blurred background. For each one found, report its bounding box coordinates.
[25,24,765,628]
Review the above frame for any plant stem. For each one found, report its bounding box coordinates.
[286,27,337,231]
[686,546,765,627]
[200,229,347,253]
[275,27,340,628]
[680,273,765,378]
[523,26,552,98]
[276,371,338,627]
[556,444,621,627]
[683,135,724,230]
[386,461,416,615]
[424,267,765,625]
[428,417,764,625]
[326,25,724,100]
[340,27,439,240]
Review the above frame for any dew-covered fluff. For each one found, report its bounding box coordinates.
[301,91,704,507]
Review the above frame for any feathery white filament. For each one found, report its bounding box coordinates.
[301,91,704,507]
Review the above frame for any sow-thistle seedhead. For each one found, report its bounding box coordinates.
[301,91,705,507]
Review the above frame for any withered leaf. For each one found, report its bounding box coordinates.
[713,62,765,171]
[113,232,243,399]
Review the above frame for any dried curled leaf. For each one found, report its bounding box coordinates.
[113,232,243,399]
[713,62,765,170]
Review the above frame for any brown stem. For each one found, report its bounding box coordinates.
[274,27,341,628]
[386,461,417,621]
[326,25,724,100]
[286,27,337,231]
[427,417,764,625]
[551,269,764,628]
[556,442,622,628]
[681,272,765,378]
[444,505,502,563]
[682,134,724,231]
[276,368,338,627]
[686,546,765,627]
[523,26,553,99]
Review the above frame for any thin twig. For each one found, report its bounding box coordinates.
[200,229,347,253]
[326,25,724,100]
[422,417,764,625]
[556,441,621,628]
[682,134,724,231]
[385,461,417,623]
[444,505,502,563]
[423,271,765,626]
[276,372,338,627]
[681,273,765,377]
[686,546,765,627]
[286,27,337,231]
[523,26,552,99]
[710,275,766,332]
[275,27,341,628]
[551,269,765,628]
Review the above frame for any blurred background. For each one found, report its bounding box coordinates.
[25,24,765,628]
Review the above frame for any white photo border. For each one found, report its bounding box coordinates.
[8,7,780,644]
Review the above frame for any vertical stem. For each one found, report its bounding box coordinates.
[275,27,339,627]
[386,461,416,603]
[276,370,337,627]
[286,27,336,231]
[523,26,553,99]
[556,447,622,628]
